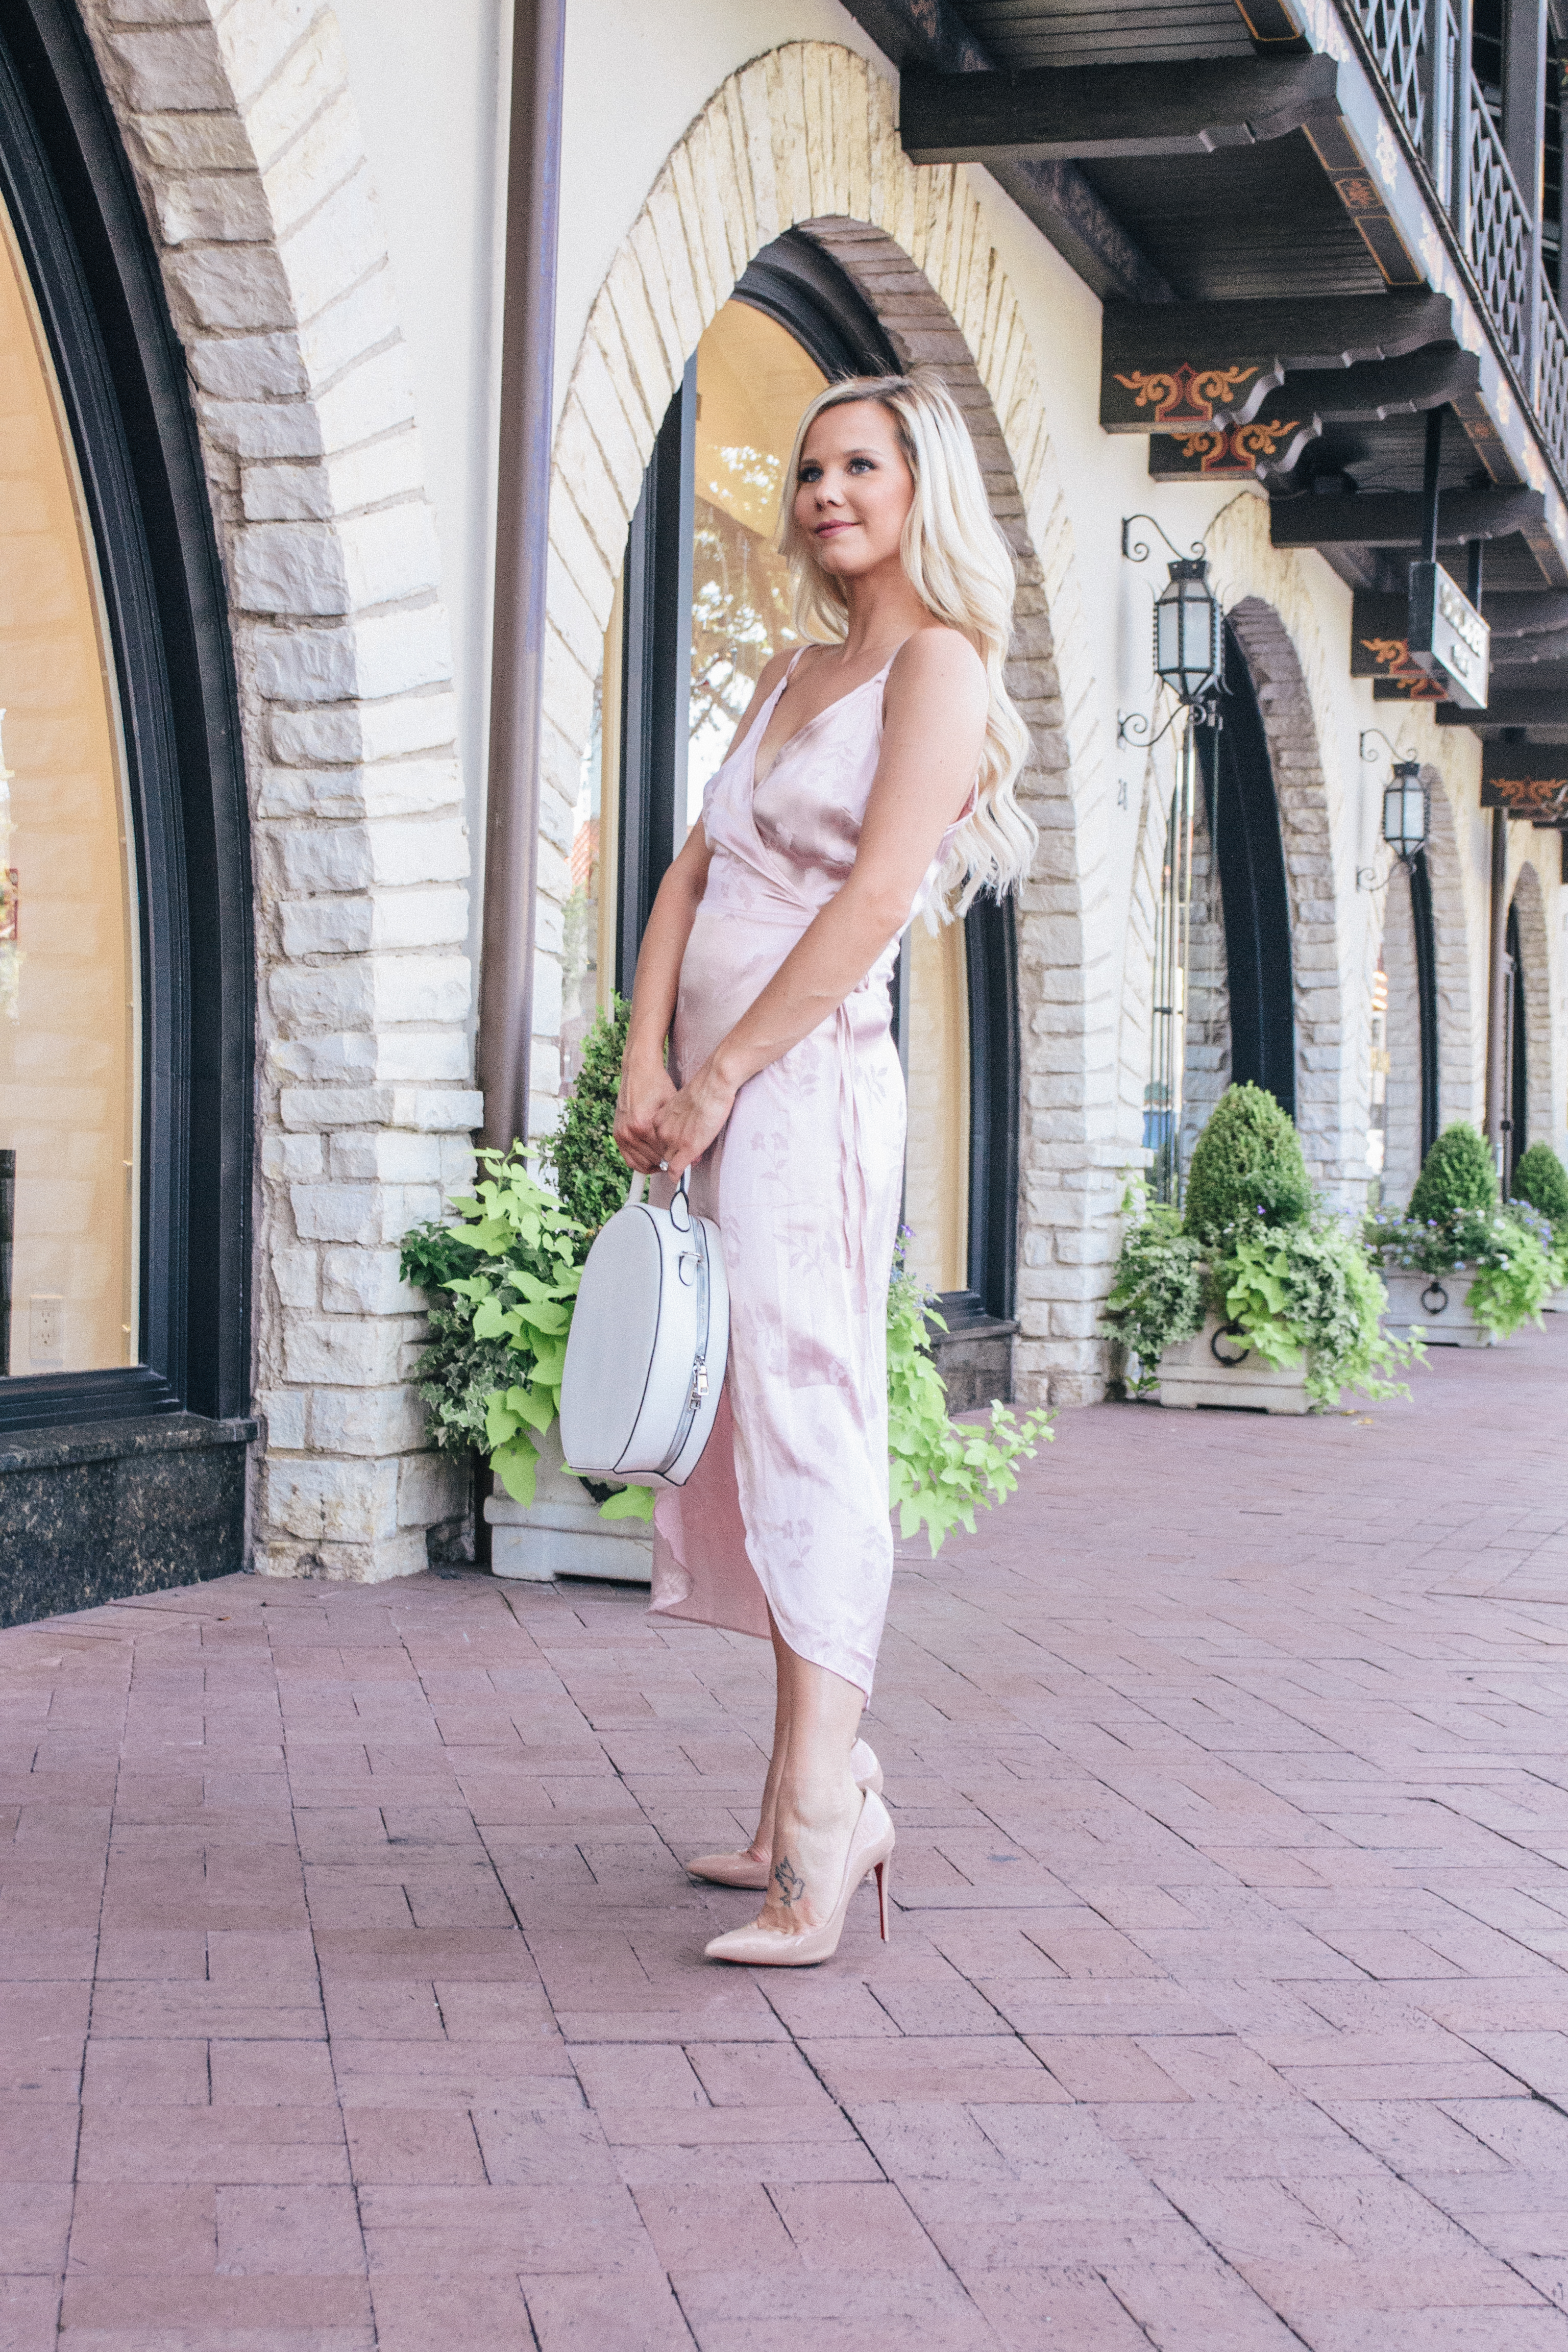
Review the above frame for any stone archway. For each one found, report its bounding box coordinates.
[1509,857,1554,1162]
[76,2,480,1580]
[542,43,1105,1403]
[1223,596,1350,1195]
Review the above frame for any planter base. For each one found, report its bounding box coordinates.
[483,1425,652,1585]
[1380,1267,1500,1348]
[1155,1312,1318,1414]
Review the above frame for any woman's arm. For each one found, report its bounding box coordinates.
[613,645,796,1175]
[650,628,988,1175]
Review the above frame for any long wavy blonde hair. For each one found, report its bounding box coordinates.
[776,370,1035,917]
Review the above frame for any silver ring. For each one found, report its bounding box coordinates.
[658,1160,669,1171]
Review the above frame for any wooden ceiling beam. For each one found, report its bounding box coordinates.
[901,55,1342,162]
[1270,487,1547,548]
[1433,677,1568,724]
[1101,293,1455,432]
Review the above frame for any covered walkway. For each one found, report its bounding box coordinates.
[4,1332,1568,2349]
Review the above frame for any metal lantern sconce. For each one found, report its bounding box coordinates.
[1358,731,1427,889]
[1153,556,1224,708]
[1382,761,1429,865]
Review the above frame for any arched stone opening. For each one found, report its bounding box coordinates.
[1223,595,1348,1191]
[542,42,1100,1402]
[76,0,480,1580]
[1509,857,1554,1173]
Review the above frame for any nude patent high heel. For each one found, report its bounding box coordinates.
[703,1789,895,1968]
[685,1741,883,1889]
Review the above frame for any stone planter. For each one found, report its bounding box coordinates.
[1545,1288,1568,1315]
[1380,1266,1500,1349]
[484,1421,653,1585]
[1155,1310,1317,1414]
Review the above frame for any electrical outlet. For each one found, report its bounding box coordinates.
[29,1294,63,1366]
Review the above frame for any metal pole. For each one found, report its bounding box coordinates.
[1421,405,1443,565]
[477,0,567,1152]
[1173,711,1197,1200]
[1485,805,1510,1167]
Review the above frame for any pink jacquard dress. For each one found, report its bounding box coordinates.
[649,646,964,1699]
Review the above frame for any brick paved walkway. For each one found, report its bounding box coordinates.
[6,1331,1568,2350]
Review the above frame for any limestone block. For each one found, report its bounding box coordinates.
[242,463,330,522]
[289,1183,386,1245]
[389,1086,483,1132]
[279,1084,394,1131]
[351,608,454,701]
[236,6,340,162]
[296,269,400,390]
[261,1131,323,1181]
[264,1453,400,1545]
[230,521,349,616]
[273,822,371,896]
[256,1385,307,1452]
[368,887,469,953]
[270,693,458,768]
[329,1130,444,1185]
[324,433,426,517]
[279,172,384,323]
[321,1245,422,1316]
[154,170,271,246]
[131,109,253,172]
[360,818,469,891]
[366,952,472,1031]
[283,1315,412,1388]
[106,23,230,111]
[279,899,372,959]
[314,343,418,458]
[398,1449,468,1530]
[194,395,321,460]
[272,1245,318,1308]
[252,627,356,703]
[309,1382,429,1459]
[258,83,362,232]
[165,244,293,333]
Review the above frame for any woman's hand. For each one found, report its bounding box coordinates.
[650,1059,737,1177]
[614,1056,678,1175]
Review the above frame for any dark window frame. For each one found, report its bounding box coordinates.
[1409,846,1440,1161]
[0,0,252,1433]
[612,229,1019,1330]
[1196,626,1297,1119]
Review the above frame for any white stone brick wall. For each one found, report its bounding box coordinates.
[80,0,479,1580]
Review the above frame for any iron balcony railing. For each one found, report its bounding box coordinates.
[1344,0,1566,471]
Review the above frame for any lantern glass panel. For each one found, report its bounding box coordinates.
[1153,560,1219,703]
[1382,771,1427,861]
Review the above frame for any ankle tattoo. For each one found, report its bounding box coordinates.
[773,1855,805,1908]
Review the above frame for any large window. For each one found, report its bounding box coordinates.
[0,0,252,1434]
[0,195,139,1377]
[567,231,1017,1328]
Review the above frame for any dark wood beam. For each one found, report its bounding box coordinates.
[901,56,1342,163]
[1280,345,1479,421]
[1270,487,1546,548]
[1478,591,1568,635]
[835,0,1169,303]
[1434,676,1568,723]
[1480,746,1568,816]
[1493,629,1568,665]
[1102,293,1455,431]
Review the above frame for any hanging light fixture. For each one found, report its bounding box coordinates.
[1382,759,1429,865]
[1153,556,1223,707]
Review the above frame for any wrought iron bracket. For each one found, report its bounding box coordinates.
[1121,513,1207,565]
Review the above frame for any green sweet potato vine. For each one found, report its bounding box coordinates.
[886,1228,1054,1554]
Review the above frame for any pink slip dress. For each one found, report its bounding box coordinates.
[648,643,971,1699]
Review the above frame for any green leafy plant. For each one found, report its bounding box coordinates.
[1408,1121,1498,1223]
[399,1147,583,1506]
[1217,1217,1422,1406]
[535,997,635,1256]
[1106,1093,1423,1410]
[1369,1198,1555,1337]
[1511,1143,1568,1287]
[886,1227,1054,1552]
[1183,1082,1312,1244]
[1099,1183,1204,1395]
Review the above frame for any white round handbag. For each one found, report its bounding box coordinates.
[558,1168,730,1487]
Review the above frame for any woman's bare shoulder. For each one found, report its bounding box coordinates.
[887,625,987,696]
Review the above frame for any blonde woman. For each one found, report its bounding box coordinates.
[615,372,1034,1966]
